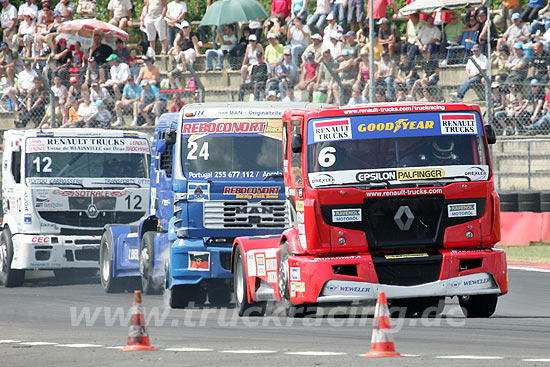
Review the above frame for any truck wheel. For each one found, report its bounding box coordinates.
[169,284,207,309]
[234,247,266,316]
[207,279,233,306]
[100,231,126,293]
[140,231,163,295]
[278,243,317,318]
[459,294,498,318]
[0,227,25,287]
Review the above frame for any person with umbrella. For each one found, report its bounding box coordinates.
[91,33,113,65]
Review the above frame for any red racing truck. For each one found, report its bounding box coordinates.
[231,103,507,318]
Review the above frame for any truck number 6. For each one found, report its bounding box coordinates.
[32,156,52,173]
[318,147,336,168]
[187,141,210,160]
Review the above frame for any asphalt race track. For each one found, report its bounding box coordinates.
[0,269,549,367]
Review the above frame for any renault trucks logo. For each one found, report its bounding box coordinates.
[86,204,99,218]
[440,113,477,134]
[394,206,414,231]
[313,118,352,142]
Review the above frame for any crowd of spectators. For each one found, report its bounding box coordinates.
[2,0,550,134]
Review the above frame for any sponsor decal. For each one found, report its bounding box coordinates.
[313,118,352,142]
[309,173,336,186]
[24,215,32,224]
[358,119,435,134]
[26,137,149,153]
[396,168,444,180]
[297,212,304,224]
[440,113,477,134]
[223,186,280,199]
[295,281,305,293]
[31,236,49,243]
[463,278,491,286]
[247,253,256,276]
[188,252,210,271]
[313,255,362,261]
[266,259,277,272]
[265,249,277,258]
[356,170,396,182]
[187,183,210,201]
[295,201,304,212]
[332,208,362,223]
[464,166,487,180]
[290,267,300,281]
[128,248,139,261]
[182,121,268,134]
[450,280,460,288]
[267,271,277,283]
[28,178,84,185]
[52,190,130,198]
[385,253,428,259]
[290,281,296,297]
[448,203,477,218]
[256,254,266,276]
[325,284,371,294]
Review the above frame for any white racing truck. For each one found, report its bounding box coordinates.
[0,129,151,287]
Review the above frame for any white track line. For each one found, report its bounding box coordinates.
[164,347,214,352]
[0,340,21,343]
[105,346,124,349]
[436,355,504,360]
[285,351,347,356]
[508,266,550,273]
[402,354,420,357]
[220,350,278,354]
[55,344,104,348]
[523,359,550,362]
[18,342,58,346]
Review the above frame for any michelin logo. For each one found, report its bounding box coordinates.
[448,203,476,218]
[332,208,362,223]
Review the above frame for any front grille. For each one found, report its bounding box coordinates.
[372,252,443,286]
[75,249,99,261]
[69,197,116,210]
[38,211,145,227]
[60,229,103,236]
[364,195,444,249]
[203,200,287,229]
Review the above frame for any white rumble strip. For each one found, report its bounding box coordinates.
[220,350,278,354]
[436,355,504,360]
[55,344,104,348]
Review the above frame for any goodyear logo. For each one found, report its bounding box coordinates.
[357,119,435,133]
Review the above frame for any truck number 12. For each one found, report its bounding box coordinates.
[125,195,143,209]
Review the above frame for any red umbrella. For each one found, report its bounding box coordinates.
[56,18,129,47]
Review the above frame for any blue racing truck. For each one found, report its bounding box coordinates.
[100,103,317,307]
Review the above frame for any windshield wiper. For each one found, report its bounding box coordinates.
[263,173,284,181]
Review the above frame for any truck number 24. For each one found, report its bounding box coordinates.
[187,141,210,160]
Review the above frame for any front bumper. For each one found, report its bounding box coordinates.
[11,234,101,270]
[170,238,233,286]
[286,248,507,305]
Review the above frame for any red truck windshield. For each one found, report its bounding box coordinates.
[306,111,490,187]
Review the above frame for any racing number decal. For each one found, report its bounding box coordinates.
[125,195,143,210]
[32,156,52,172]
[318,147,336,167]
[187,141,210,160]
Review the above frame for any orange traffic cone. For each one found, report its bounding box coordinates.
[361,292,402,358]
[121,291,156,351]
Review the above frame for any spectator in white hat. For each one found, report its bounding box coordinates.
[168,20,200,74]
[322,13,343,49]
[302,33,323,63]
[265,32,284,66]
[165,0,187,50]
[17,0,37,21]
[240,34,265,83]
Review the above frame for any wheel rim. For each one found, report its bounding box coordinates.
[101,242,110,282]
[0,239,7,274]
[140,247,149,278]
[235,256,244,304]
[278,256,289,300]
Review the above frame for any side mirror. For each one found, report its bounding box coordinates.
[165,130,176,146]
[291,134,302,153]
[485,124,496,145]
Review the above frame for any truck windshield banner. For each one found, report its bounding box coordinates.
[25,137,150,153]
[181,118,283,181]
[307,112,483,144]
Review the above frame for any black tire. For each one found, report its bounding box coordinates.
[518,201,541,212]
[498,191,519,204]
[169,284,207,309]
[499,202,518,212]
[54,268,97,279]
[278,243,316,318]
[517,191,540,203]
[233,247,266,316]
[0,227,25,287]
[99,230,127,293]
[140,231,163,295]
[207,279,233,305]
[459,294,498,318]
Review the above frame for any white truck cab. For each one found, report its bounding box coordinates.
[0,129,151,287]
